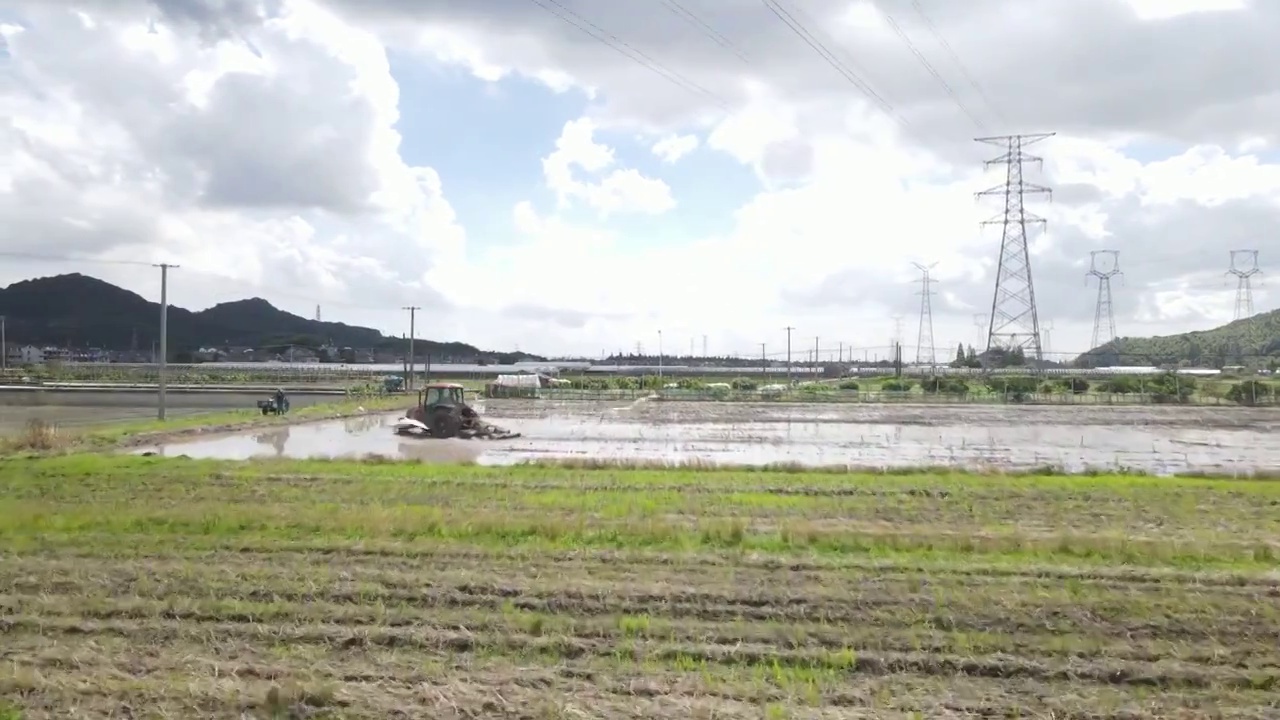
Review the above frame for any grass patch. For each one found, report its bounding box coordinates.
[2,455,1278,569]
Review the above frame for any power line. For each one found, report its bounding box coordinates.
[977,133,1054,362]
[912,262,937,364]
[528,0,727,108]
[1086,250,1122,349]
[905,0,1007,126]
[872,1,986,129]
[1227,250,1262,320]
[656,0,750,62]
[0,250,153,267]
[761,0,917,136]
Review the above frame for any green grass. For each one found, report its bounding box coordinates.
[2,455,1277,569]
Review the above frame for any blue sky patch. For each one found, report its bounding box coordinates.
[389,51,587,251]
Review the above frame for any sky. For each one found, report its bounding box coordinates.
[1,0,1278,363]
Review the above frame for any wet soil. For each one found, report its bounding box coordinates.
[135,400,1280,474]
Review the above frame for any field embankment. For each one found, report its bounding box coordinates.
[0,395,409,454]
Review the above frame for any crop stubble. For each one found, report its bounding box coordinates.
[1,457,1278,718]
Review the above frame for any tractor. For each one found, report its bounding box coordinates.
[396,382,520,440]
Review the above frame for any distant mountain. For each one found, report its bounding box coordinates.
[0,273,538,361]
[1077,310,1280,367]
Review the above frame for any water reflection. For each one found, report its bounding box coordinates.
[129,410,1279,476]
[343,415,384,434]
[253,427,289,456]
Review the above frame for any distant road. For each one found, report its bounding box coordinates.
[0,383,348,394]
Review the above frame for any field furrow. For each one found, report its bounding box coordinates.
[2,457,1279,717]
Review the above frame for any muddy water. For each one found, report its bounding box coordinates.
[136,403,1277,475]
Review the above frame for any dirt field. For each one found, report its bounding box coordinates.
[1,455,1278,718]
[141,400,1280,475]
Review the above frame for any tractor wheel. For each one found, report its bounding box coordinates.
[428,408,462,439]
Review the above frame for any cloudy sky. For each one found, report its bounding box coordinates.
[2,0,1277,361]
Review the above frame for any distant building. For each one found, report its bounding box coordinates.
[17,346,44,364]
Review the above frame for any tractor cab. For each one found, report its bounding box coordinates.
[419,383,466,409]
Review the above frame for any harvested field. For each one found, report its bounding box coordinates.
[1,456,1279,718]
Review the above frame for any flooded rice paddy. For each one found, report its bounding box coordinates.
[136,400,1280,475]
[0,391,341,432]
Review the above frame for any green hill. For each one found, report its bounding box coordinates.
[0,273,540,362]
[1078,310,1280,367]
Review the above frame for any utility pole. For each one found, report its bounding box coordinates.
[153,263,179,420]
[702,335,708,357]
[813,336,820,377]
[402,306,419,390]
[784,326,794,385]
[759,342,767,381]
[913,262,938,365]
[977,132,1053,361]
[891,315,904,356]
[838,341,843,363]
[1086,250,1121,349]
[657,330,663,379]
[1042,320,1054,359]
[1227,250,1262,320]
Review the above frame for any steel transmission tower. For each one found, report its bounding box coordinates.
[912,262,937,364]
[976,133,1054,361]
[1227,250,1261,320]
[1086,250,1121,349]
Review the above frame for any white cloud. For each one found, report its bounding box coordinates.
[541,118,675,216]
[5,0,1280,360]
[651,133,698,163]
[1,1,466,328]
[1122,0,1247,20]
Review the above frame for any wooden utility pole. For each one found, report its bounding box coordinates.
[153,263,179,420]
[784,326,794,385]
[403,306,420,390]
